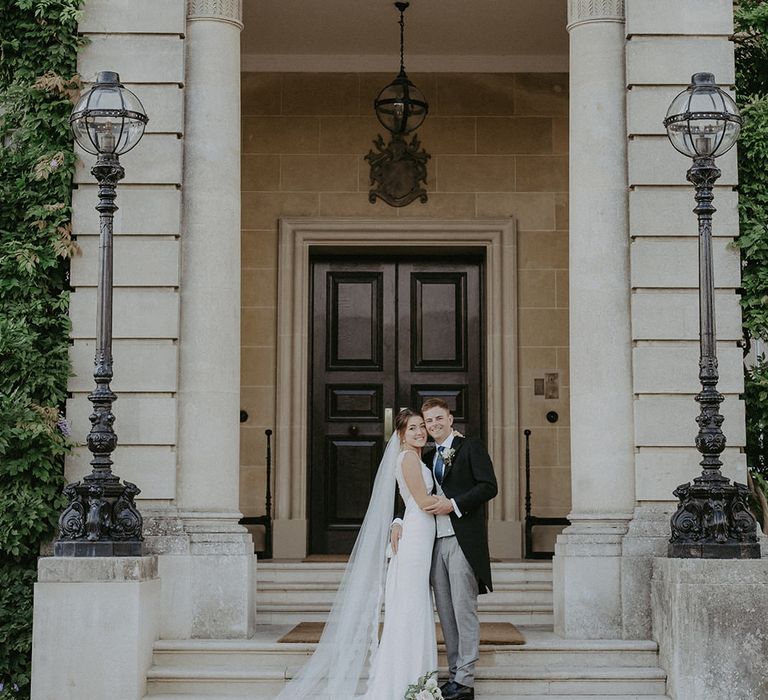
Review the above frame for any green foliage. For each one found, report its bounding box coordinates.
[0,1,83,695]
[0,564,36,697]
[735,2,768,512]
[745,360,768,475]
[734,0,768,99]
[734,97,768,342]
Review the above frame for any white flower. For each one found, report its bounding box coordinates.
[442,447,456,466]
[425,677,438,690]
[416,691,433,700]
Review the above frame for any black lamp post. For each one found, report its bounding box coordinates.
[54,71,148,557]
[366,1,430,207]
[663,72,760,559]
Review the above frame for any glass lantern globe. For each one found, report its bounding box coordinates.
[374,71,428,136]
[663,72,741,158]
[70,71,148,156]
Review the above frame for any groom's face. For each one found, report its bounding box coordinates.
[423,406,453,444]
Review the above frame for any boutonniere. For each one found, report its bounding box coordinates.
[442,448,456,467]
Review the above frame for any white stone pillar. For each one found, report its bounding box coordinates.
[553,0,636,639]
[165,0,253,638]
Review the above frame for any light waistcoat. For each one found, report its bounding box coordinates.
[433,435,456,539]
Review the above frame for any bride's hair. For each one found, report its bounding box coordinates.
[394,407,422,438]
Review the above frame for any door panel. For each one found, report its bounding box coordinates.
[325,437,382,521]
[399,262,482,440]
[411,272,467,368]
[327,272,384,369]
[310,256,483,554]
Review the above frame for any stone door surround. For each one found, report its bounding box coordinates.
[273,218,520,558]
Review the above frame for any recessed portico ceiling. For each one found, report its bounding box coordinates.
[241,0,569,72]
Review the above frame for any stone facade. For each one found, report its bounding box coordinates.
[239,72,571,556]
[61,0,753,648]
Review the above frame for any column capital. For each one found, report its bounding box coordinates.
[567,0,624,31]
[188,0,243,29]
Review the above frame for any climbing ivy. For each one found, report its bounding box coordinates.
[734,0,768,524]
[0,1,84,696]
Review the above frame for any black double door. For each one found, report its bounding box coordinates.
[309,256,484,554]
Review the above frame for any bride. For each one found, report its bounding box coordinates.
[276,409,440,700]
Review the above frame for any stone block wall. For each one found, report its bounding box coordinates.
[625,0,745,503]
[239,72,572,548]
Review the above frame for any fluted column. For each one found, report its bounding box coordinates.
[169,0,253,638]
[553,0,636,639]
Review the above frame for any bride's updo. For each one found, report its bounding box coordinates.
[394,408,422,439]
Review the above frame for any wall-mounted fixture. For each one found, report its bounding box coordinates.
[365,2,430,207]
[534,372,559,399]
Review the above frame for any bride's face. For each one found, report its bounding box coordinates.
[402,416,427,449]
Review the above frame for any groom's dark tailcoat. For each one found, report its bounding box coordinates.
[423,436,498,594]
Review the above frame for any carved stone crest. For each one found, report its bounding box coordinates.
[365,133,430,207]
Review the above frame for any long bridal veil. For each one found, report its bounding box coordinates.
[275,433,401,700]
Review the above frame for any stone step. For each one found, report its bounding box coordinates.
[147,696,670,700]
[257,580,553,599]
[145,664,667,697]
[253,604,554,626]
[256,561,554,624]
[152,636,662,670]
[146,629,668,698]
[472,666,667,695]
[256,560,554,585]
[257,588,553,611]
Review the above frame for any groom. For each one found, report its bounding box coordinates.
[392,398,497,700]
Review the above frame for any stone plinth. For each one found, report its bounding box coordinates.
[554,516,628,638]
[157,519,255,639]
[31,556,160,700]
[621,504,673,639]
[651,557,768,700]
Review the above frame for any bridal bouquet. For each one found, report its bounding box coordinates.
[404,670,443,700]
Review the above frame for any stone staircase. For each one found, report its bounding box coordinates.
[255,560,555,626]
[144,561,669,699]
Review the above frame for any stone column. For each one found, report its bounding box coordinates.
[164,0,253,638]
[553,0,636,639]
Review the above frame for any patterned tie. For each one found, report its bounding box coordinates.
[435,445,446,484]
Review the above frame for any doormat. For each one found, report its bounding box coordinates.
[278,621,525,645]
[302,554,349,562]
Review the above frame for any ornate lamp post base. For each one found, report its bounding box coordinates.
[669,474,760,559]
[55,541,142,557]
[54,478,143,557]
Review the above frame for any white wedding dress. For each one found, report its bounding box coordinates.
[274,436,437,700]
[365,451,438,700]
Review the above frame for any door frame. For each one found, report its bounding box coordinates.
[273,218,519,558]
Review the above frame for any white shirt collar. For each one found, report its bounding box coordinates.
[437,434,454,451]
